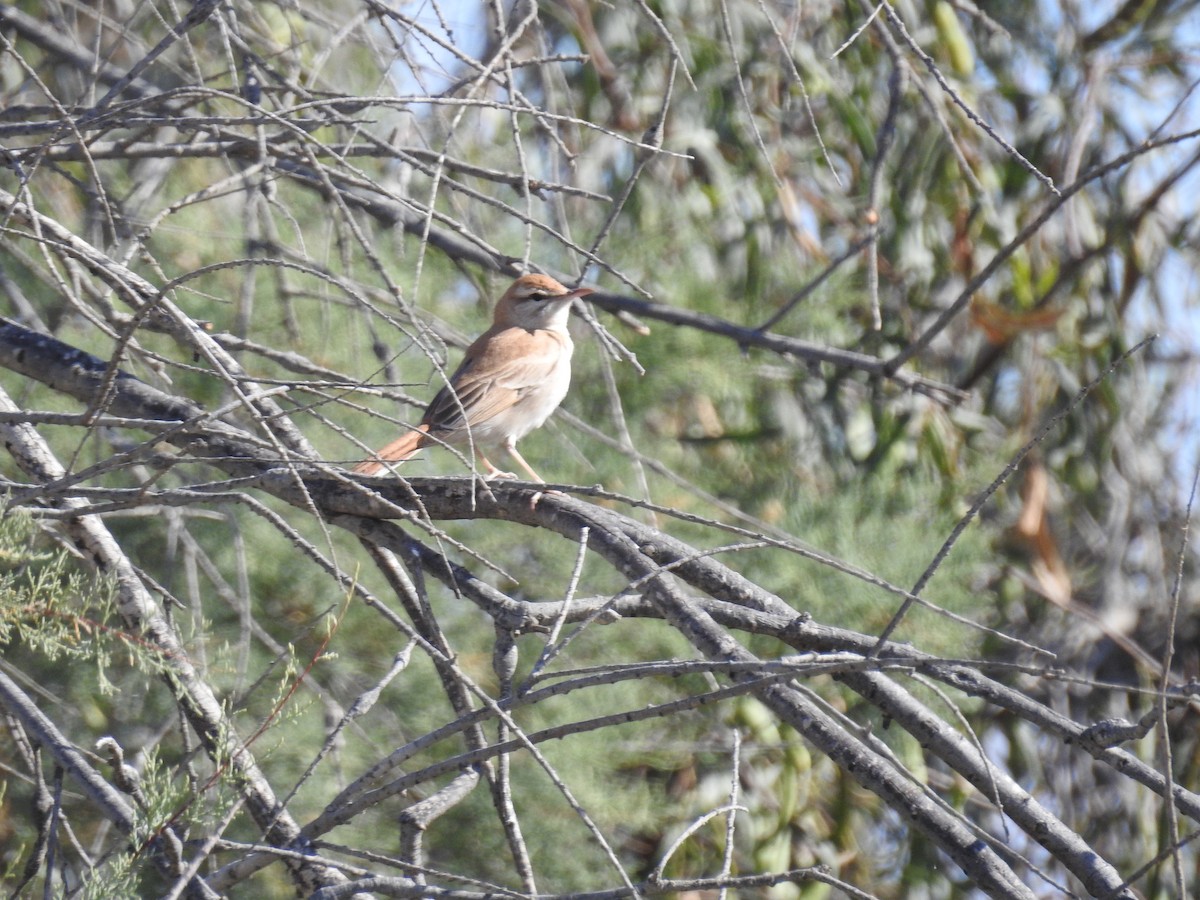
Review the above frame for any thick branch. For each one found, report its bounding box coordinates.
[0,317,1176,897]
[0,386,348,894]
[0,670,136,833]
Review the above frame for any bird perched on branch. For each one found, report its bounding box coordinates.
[353,274,594,481]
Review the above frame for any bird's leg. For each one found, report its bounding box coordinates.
[476,449,517,480]
[503,440,545,483]
[502,439,565,509]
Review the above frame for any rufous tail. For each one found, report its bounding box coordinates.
[352,424,430,475]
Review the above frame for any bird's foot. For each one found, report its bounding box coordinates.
[528,487,568,509]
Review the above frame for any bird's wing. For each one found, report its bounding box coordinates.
[422,328,567,433]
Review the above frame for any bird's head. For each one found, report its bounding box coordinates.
[494,274,594,330]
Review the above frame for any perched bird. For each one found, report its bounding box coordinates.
[353,274,594,481]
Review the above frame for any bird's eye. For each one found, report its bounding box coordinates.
[528,291,548,301]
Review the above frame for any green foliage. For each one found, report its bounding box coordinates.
[0,508,123,692]
[78,852,140,900]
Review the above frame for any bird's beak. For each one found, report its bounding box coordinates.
[564,287,595,301]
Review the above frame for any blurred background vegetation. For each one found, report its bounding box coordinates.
[1,0,1198,896]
